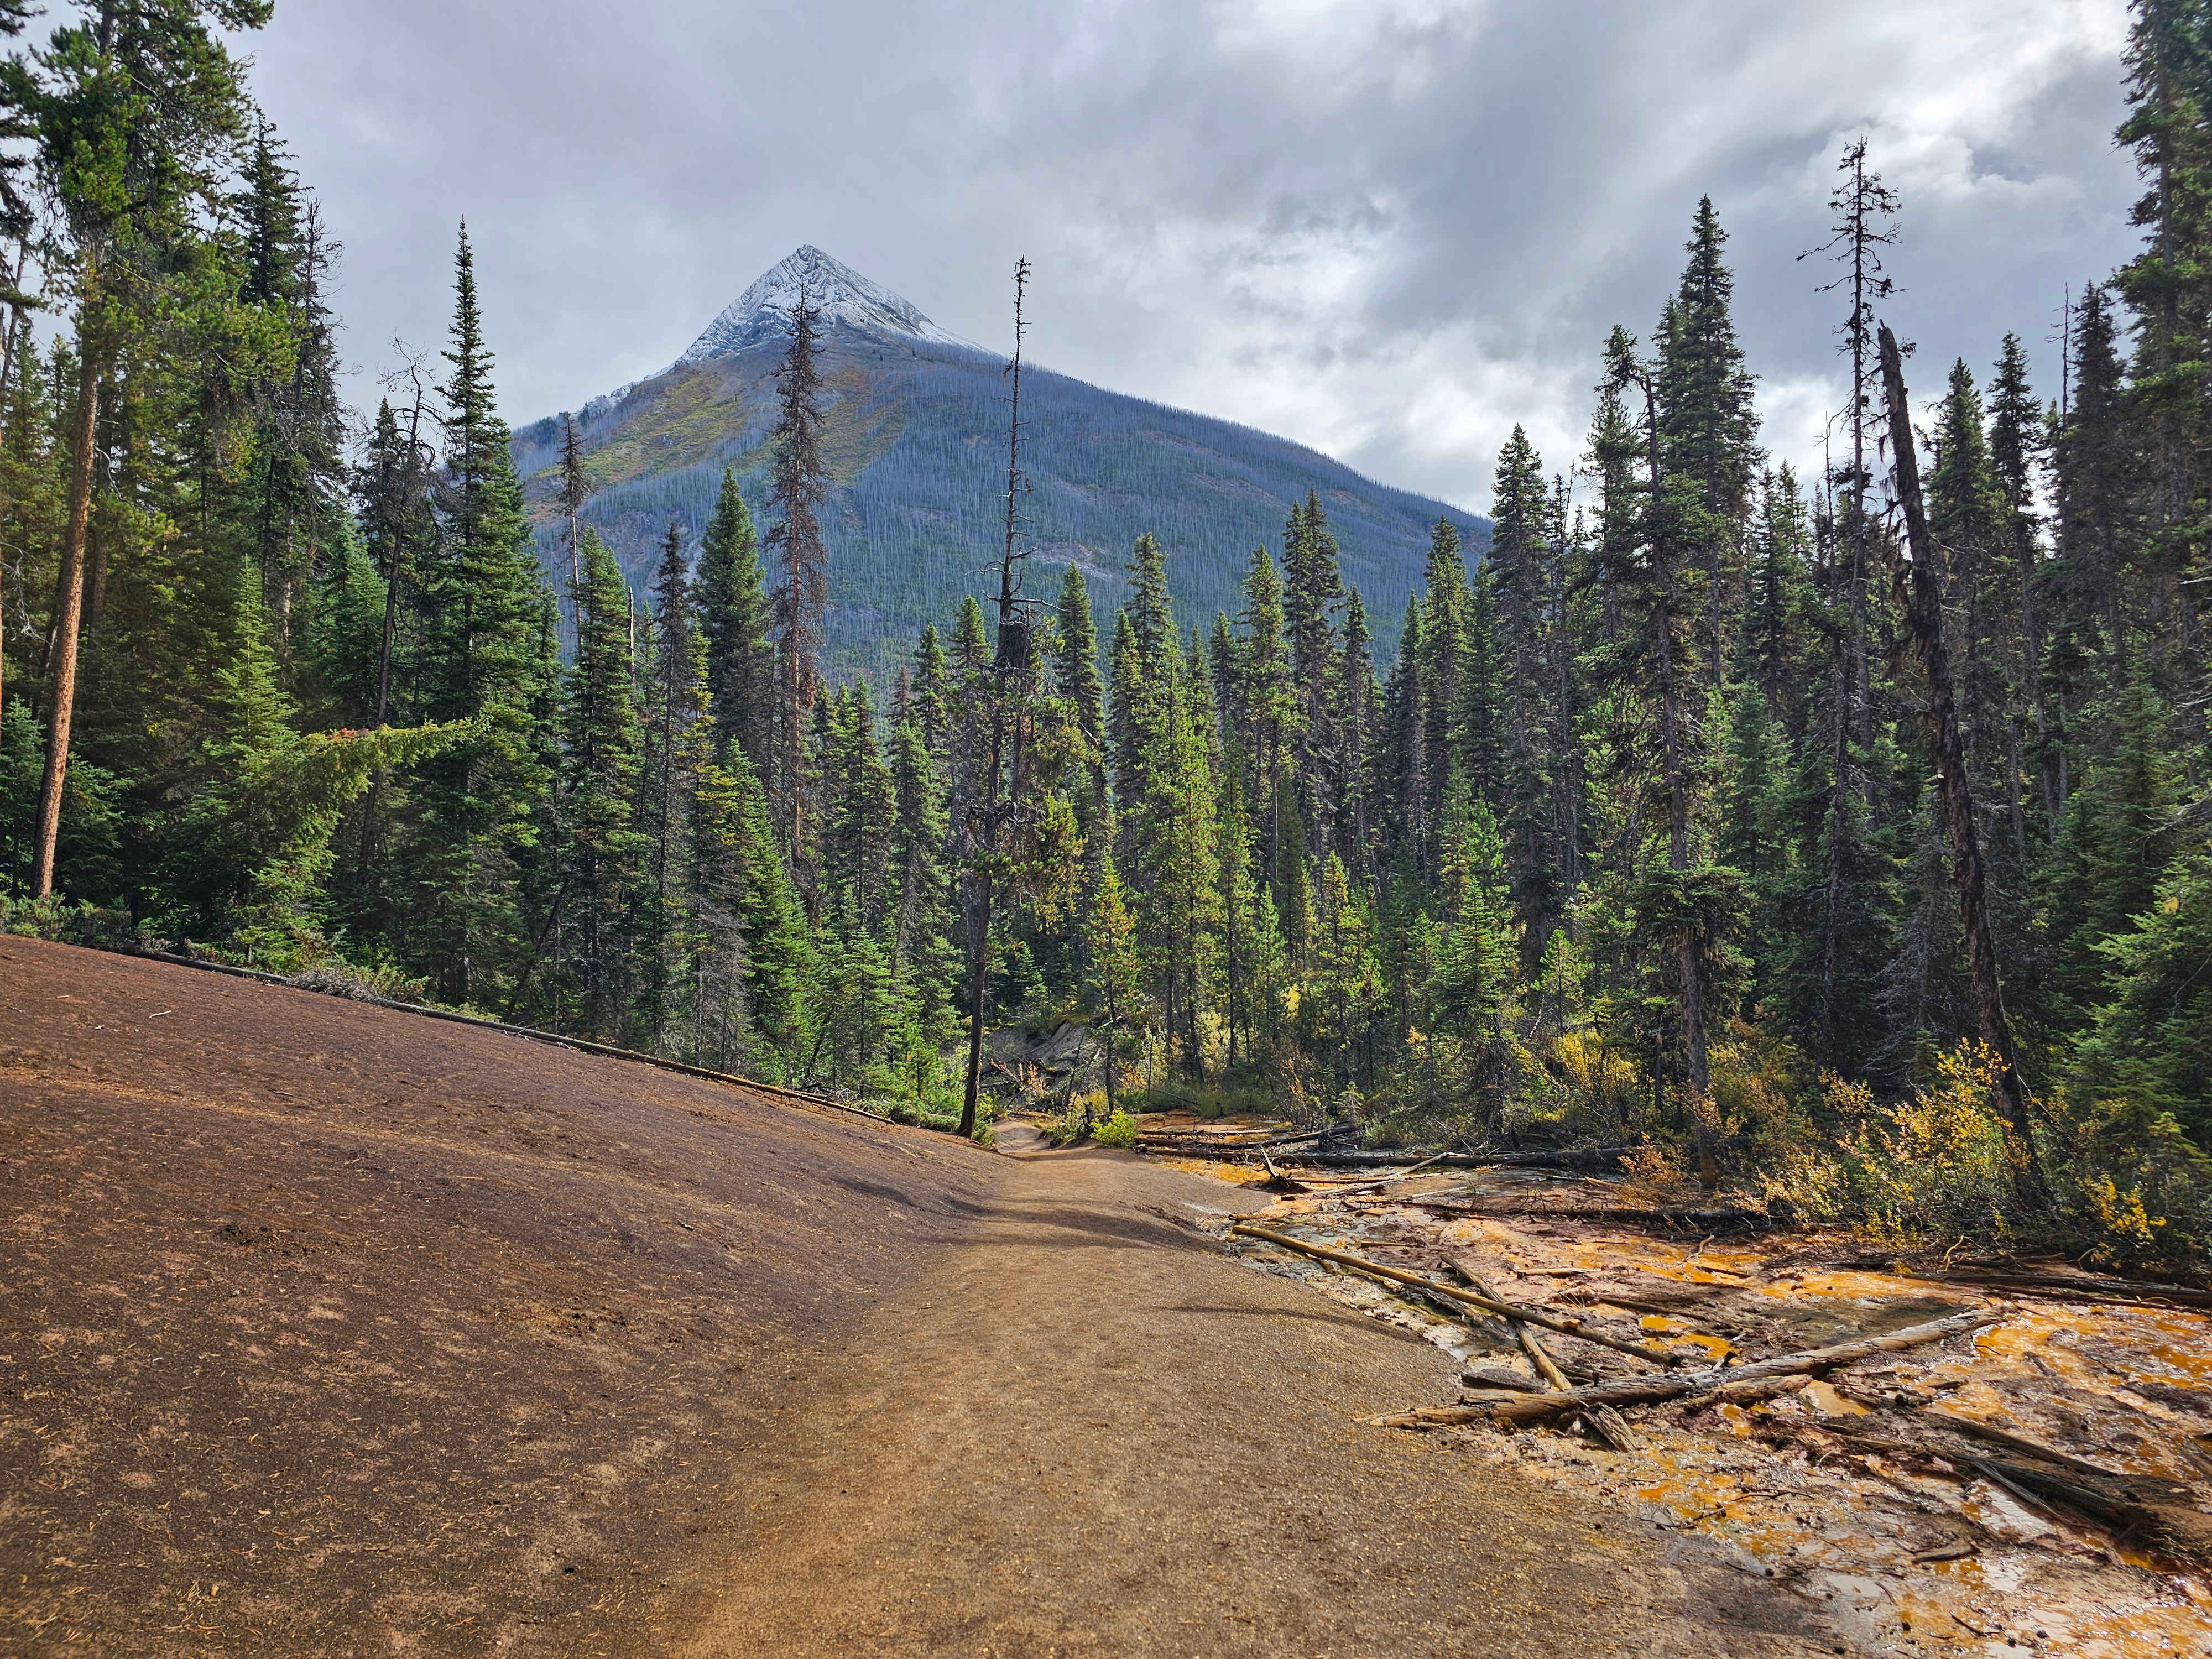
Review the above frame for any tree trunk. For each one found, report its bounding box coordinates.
[1642,388,1717,1190]
[1876,323,2046,1199]
[32,317,103,899]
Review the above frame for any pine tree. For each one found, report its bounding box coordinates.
[693,742,812,1077]
[24,0,276,898]
[1660,197,1760,684]
[888,709,955,1010]
[633,518,716,1053]
[2054,284,2136,663]
[765,288,830,858]
[696,467,775,779]
[2115,0,2212,634]
[1237,544,1293,873]
[1374,599,1423,864]
[1422,781,1519,1124]
[1335,587,1378,869]
[821,681,896,937]
[1054,562,1107,832]
[1083,849,1143,1118]
[1458,562,1505,815]
[1125,609,1219,1079]
[557,527,644,1038]
[1282,491,1343,852]
[1415,517,1468,867]
[394,226,557,1005]
[2068,831,2212,1140]
[911,622,951,760]
[1987,332,2056,832]
[1593,325,1737,1184]
[1488,426,1563,938]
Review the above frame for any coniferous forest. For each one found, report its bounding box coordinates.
[4,1,2211,1265]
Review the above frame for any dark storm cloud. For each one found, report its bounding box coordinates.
[239,0,2140,509]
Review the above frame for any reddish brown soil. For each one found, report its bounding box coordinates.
[1,938,1848,1656]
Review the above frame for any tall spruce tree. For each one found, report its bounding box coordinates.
[559,526,644,1039]
[696,467,775,779]
[765,288,829,863]
[398,226,556,1006]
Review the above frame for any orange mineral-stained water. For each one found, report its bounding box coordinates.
[1195,1152,2212,1656]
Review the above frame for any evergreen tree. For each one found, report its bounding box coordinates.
[1335,586,1379,869]
[765,288,829,858]
[398,226,557,1006]
[1083,849,1143,1118]
[911,622,951,760]
[1416,517,1468,866]
[1658,197,1760,684]
[1054,561,1107,833]
[821,681,896,937]
[696,467,775,778]
[634,518,713,1053]
[23,0,276,898]
[558,527,644,1039]
[1487,426,1563,939]
[1282,491,1343,851]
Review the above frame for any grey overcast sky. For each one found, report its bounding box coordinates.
[234,0,2143,512]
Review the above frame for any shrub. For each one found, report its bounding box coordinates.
[1620,1140,1699,1204]
[1092,1109,1139,1149]
[1839,1044,2020,1243]
[290,957,432,1005]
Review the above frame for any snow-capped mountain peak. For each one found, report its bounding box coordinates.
[675,245,979,365]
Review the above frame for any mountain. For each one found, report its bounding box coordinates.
[513,245,1485,680]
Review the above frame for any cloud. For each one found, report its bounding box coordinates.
[234,0,2141,512]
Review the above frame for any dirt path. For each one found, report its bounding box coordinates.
[1,939,1846,1656]
[687,1130,1844,1657]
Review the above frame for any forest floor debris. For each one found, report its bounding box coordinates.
[1155,1121,2212,1657]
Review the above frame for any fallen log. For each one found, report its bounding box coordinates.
[1281,1146,1630,1172]
[1902,1267,2212,1315]
[1458,1261,1640,1451]
[1396,1200,1783,1232]
[1375,1371,1812,1431]
[1458,1262,1571,1390]
[1463,1364,1546,1393]
[1837,1397,2197,1501]
[1275,1150,1495,1170]
[1490,1309,1997,1426]
[1820,1425,2203,1551]
[1326,1151,1454,1196]
[1373,1309,1999,1431]
[1227,1223,1681,1365]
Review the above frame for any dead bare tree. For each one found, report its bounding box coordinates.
[373,343,436,728]
[958,256,1059,1140]
[1801,137,1901,1059]
[0,237,38,719]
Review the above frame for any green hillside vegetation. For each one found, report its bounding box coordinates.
[4,0,2211,1279]
[510,330,1483,681]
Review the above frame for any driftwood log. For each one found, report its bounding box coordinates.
[1456,1260,1641,1452]
[1228,1223,1681,1365]
[1394,1200,1782,1233]
[1373,1308,1998,1430]
[1819,1423,2205,1555]
[1902,1267,2212,1315]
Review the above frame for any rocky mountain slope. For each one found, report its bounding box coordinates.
[514,245,1483,677]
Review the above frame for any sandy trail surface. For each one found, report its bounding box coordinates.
[1,938,1843,1656]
